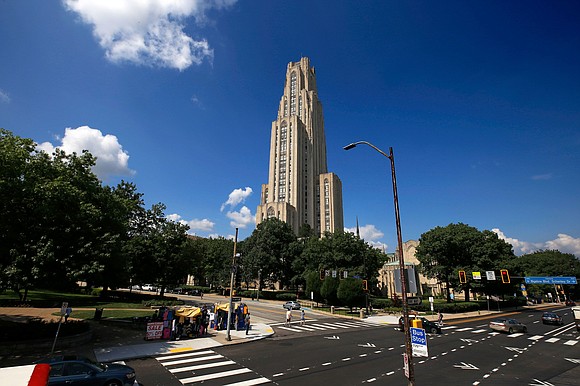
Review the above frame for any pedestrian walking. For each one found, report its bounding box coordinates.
[286,309,292,326]
[437,310,444,326]
[300,309,305,326]
[245,313,251,335]
[64,305,72,323]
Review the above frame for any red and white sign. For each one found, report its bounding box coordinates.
[146,322,164,340]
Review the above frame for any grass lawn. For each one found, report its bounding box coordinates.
[52,309,156,320]
[0,289,160,309]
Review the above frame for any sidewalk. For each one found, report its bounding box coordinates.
[0,307,274,365]
[94,322,274,362]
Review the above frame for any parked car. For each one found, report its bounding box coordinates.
[37,355,136,386]
[283,301,301,310]
[541,312,564,325]
[141,284,156,291]
[489,318,527,333]
[398,316,441,334]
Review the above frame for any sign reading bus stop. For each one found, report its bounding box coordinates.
[410,327,428,357]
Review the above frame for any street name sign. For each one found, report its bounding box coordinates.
[525,276,577,285]
[410,327,428,357]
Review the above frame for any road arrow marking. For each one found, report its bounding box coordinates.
[529,379,554,386]
[505,346,526,354]
[565,358,580,364]
[358,343,376,348]
[453,362,479,370]
[324,335,340,340]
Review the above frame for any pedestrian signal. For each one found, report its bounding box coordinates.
[320,269,326,281]
[500,269,510,283]
[362,279,368,291]
[458,270,467,284]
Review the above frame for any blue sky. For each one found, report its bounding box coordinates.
[1,1,579,257]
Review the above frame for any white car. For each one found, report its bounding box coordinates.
[283,301,301,310]
[141,284,156,291]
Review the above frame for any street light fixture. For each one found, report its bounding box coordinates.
[344,141,415,385]
[226,228,239,342]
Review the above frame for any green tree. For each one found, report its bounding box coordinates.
[304,270,323,303]
[415,223,515,302]
[243,218,298,290]
[337,277,365,310]
[320,276,340,305]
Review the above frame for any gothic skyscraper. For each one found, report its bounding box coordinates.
[256,57,344,236]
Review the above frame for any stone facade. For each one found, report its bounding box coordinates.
[378,240,444,297]
[256,57,344,235]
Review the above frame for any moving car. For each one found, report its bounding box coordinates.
[37,355,136,386]
[541,312,564,325]
[489,318,527,333]
[283,301,301,310]
[398,316,442,334]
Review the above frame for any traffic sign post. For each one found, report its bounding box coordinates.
[410,327,428,357]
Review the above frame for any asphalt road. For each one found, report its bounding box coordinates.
[126,305,580,386]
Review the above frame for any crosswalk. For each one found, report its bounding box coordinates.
[156,350,273,385]
[441,325,579,346]
[273,320,376,333]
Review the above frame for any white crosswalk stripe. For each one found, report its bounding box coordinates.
[563,340,578,346]
[471,329,488,333]
[156,350,273,385]
[274,320,379,335]
[528,335,544,341]
[545,338,560,343]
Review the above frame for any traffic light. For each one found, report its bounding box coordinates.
[320,269,326,281]
[362,279,368,291]
[458,270,467,284]
[500,269,510,283]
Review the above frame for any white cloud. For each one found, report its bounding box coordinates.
[221,187,252,211]
[226,206,254,229]
[0,89,10,103]
[167,213,214,233]
[545,234,580,256]
[36,125,135,180]
[345,224,388,251]
[63,0,237,70]
[345,224,384,241]
[492,228,580,257]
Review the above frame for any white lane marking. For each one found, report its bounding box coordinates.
[564,340,578,346]
[223,377,272,386]
[508,333,524,338]
[157,350,215,361]
[311,323,338,330]
[528,335,544,341]
[277,326,303,332]
[160,354,223,366]
[169,360,235,373]
[180,368,252,384]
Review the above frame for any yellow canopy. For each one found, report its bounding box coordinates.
[174,306,201,318]
[215,302,233,312]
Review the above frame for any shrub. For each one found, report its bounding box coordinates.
[275,293,296,301]
[368,298,393,310]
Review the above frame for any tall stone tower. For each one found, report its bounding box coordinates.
[256,57,344,236]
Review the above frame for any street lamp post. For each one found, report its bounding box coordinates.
[226,228,239,342]
[344,141,415,385]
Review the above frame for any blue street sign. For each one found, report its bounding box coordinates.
[524,276,577,285]
[410,327,428,357]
